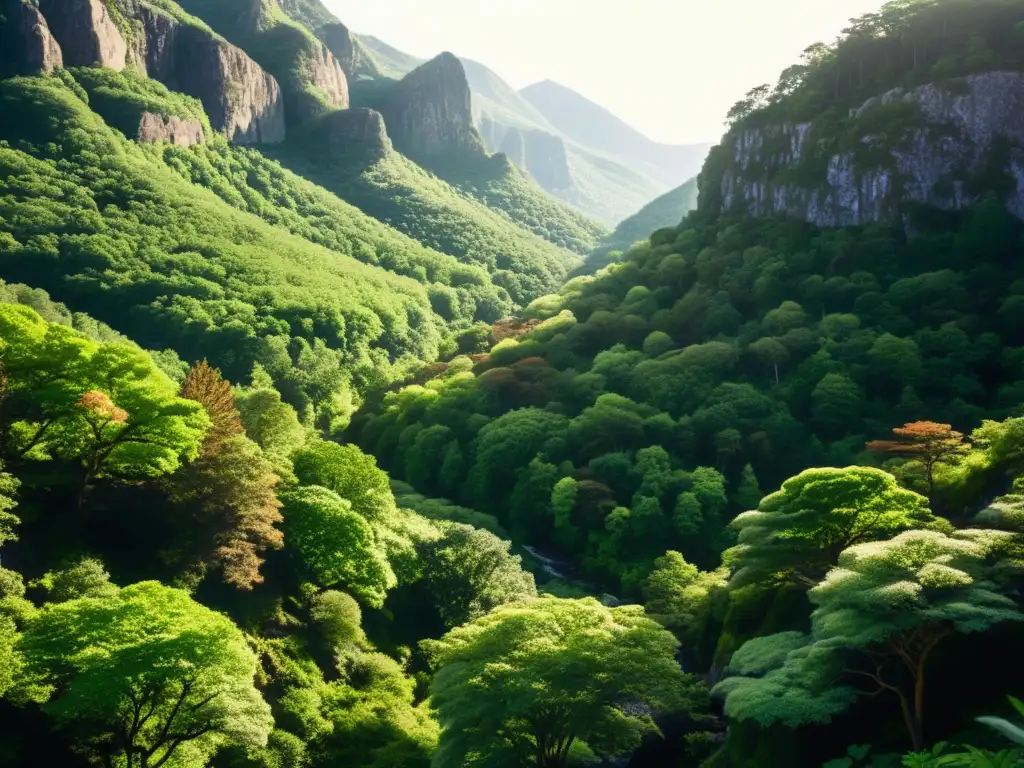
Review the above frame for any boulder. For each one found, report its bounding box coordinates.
[135,111,204,146]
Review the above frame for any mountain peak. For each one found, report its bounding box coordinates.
[380,50,485,163]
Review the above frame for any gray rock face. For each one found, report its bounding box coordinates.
[127,2,286,144]
[295,40,349,119]
[381,51,485,161]
[135,111,204,146]
[715,71,1024,225]
[318,22,360,78]
[38,0,126,70]
[306,107,390,162]
[0,0,64,75]
[523,129,572,191]
[498,127,527,170]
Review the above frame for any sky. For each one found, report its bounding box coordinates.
[325,0,884,145]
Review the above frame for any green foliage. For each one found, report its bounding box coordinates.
[34,557,118,603]
[716,529,1023,748]
[270,141,579,306]
[724,467,939,589]
[281,486,395,606]
[0,74,444,414]
[643,550,727,642]
[423,596,706,766]
[418,522,537,628]
[293,441,395,524]
[18,581,273,767]
[0,305,210,484]
[309,590,366,651]
[0,459,19,548]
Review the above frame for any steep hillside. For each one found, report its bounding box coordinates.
[521,79,712,189]
[269,124,580,304]
[349,2,1024,765]
[0,73,453,419]
[579,177,700,275]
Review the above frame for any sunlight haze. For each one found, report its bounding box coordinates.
[325,0,885,145]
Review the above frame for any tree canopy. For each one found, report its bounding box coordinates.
[423,596,706,767]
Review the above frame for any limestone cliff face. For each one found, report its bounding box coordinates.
[0,0,64,75]
[381,52,485,162]
[136,111,204,145]
[711,71,1024,225]
[38,0,126,70]
[126,2,286,144]
[290,38,349,122]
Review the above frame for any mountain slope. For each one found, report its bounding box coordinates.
[521,79,711,189]
[579,176,700,275]
[0,73,450,409]
[348,33,694,225]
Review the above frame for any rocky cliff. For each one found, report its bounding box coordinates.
[120,2,286,143]
[304,107,390,163]
[318,21,378,80]
[38,0,126,70]
[0,0,64,76]
[381,52,486,162]
[709,71,1024,225]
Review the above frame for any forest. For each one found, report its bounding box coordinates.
[1,0,1024,766]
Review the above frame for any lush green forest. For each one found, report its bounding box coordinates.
[2,0,1024,766]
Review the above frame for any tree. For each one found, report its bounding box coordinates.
[867,422,972,506]
[293,441,396,524]
[423,597,706,768]
[34,557,118,603]
[0,459,19,548]
[419,523,537,628]
[234,366,308,479]
[0,305,209,489]
[812,373,864,438]
[643,551,727,644]
[172,362,283,589]
[179,360,243,453]
[724,467,938,588]
[280,486,395,607]
[18,581,273,768]
[309,590,366,652]
[715,530,1023,751]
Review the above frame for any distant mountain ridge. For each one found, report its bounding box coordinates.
[351,35,710,225]
[520,80,711,190]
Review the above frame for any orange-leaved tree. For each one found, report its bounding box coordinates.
[866,422,970,507]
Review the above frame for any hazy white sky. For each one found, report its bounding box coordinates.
[325,0,884,145]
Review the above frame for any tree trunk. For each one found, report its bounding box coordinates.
[897,690,924,751]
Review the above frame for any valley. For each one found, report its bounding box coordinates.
[0,0,1023,767]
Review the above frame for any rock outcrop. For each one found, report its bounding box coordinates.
[0,0,64,75]
[303,108,390,163]
[318,21,377,80]
[126,2,286,144]
[289,38,349,122]
[38,0,126,70]
[712,71,1024,225]
[136,111,205,146]
[381,52,486,162]
[498,127,527,171]
[523,130,572,191]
